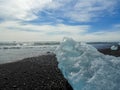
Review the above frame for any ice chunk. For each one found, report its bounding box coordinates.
[111,45,118,50]
[55,37,120,90]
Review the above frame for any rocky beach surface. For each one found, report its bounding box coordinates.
[0,53,72,90]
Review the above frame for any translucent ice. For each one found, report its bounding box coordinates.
[111,45,118,50]
[55,37,120,90]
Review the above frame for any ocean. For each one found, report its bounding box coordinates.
[0,41,118,64]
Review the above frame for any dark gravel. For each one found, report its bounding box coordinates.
[98,46,120,57]
[0,54,73,90]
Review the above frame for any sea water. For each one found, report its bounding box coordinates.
[0,42,57,64]
[0,41,118,64]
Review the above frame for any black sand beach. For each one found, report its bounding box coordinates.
[0,53,72,90]
[0,48,120,90]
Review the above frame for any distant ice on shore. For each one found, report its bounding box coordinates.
[55,37,120,90]
[111,45,118,50]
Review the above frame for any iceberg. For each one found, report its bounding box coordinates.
[55,37,120,90]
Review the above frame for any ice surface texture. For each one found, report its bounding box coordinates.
[55,37,120,90]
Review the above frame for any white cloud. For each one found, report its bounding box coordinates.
[0,21,90,41]
[0,0,118,22]
[0,0,52,21]
[0,0,119,41]
[0,21,120,41]
[81,30,120,42]
[113,24,120,28]
[0,21,89,33]
[65,0,118,22]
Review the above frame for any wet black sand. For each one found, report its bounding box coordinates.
[98,46,120,57]
[0,48,120,90]
[0,53,72,90]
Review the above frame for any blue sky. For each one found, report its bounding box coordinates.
[0,0,120,41]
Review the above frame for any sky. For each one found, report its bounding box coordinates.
[0,0,120,42]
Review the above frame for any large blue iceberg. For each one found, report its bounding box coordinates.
[55,38,120,90]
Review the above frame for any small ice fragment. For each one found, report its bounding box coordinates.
[110,45,118,50]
